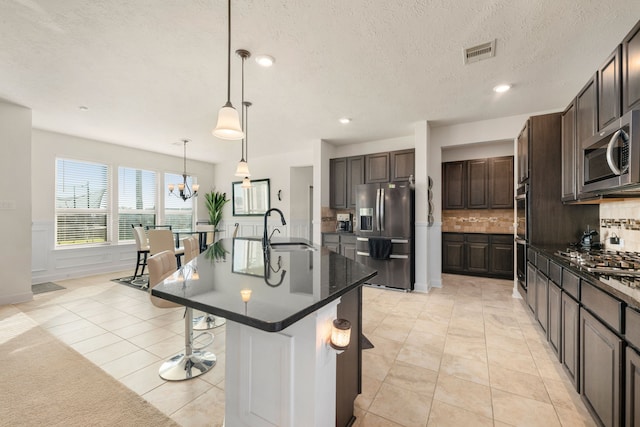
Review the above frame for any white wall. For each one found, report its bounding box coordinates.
[31,129,216,283]
[0,100,32,304]
[212,147,314,240]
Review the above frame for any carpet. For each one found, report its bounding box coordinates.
[0,316,178,427]
[111,274,148,290]
[32,282,66,294]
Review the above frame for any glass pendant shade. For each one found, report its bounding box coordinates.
[241,176,252,188]
[330,318,352,350]
[235,159,251,177]
[213,105,244,140]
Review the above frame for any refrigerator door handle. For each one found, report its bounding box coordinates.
[380,188,385,232]
[391,239,409,244]
[390,254,409,259]
[356,237,369,242]
[375,188,381,231]
[356,251,370,257]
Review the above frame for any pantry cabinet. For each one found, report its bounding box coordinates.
[442,233,512,279]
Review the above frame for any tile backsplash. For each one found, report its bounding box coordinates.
[321,206,355,233]
[600,200,640,252]
[442,209,514,234]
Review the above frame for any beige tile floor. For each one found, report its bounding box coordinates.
[8,271,596,427]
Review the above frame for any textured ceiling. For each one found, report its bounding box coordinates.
[1,0,640,163]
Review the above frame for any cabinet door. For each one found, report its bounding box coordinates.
[561,292,579,391]
[442,161,466,209]
[535,270,548,333]
[330,158,347,209]
[561,100,577,201]
[390,149,415,182]
[623,20,640,113]
[365,152,390,183]
[526,262,537,313]
[489,235,514,278]
[489,156,514,209]
[580,308,623,427]
[598,46,622,131]
[548,280,561,358]
[341,244,356,261]
[336,287,362,427]
[577,75,597,149]
[346,156,365,209]
[466,235,489,274]
[627,346,640,427]
[467,159,489,209]
[517,121,529,184]
[442,234,465,273]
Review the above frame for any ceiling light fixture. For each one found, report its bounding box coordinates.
[339,117,351,124]
[241,102,253,189]
[235,49,251,178]
[493,84,511,93]
[168,139,199,201]
[255,54,275,67]
[78,106,89,111]
[213,0,244,140]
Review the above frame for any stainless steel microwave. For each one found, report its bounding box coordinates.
[581,110,640,194]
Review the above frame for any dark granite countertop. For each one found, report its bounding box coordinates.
[151,237,377,332]
[530,244,640,311]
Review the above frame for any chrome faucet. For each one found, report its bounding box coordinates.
[262,208,287,250]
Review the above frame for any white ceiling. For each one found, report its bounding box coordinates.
[1,0,640,164]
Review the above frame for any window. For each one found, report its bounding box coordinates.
[118,167,157,241]
[164,172,194,232]
[55,159,109,246]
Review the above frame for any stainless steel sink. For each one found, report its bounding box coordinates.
[269,242,317,252]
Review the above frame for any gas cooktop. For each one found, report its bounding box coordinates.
[556,248,640,278]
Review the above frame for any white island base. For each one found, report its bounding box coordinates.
[224,299,340,427]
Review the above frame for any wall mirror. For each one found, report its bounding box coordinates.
[232,178,270,216]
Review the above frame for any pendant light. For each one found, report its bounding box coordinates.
[241,101,253,189]
[213,0,244,140]
[235,49,251,177]
[168,139,199,201]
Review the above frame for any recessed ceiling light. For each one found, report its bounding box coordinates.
[493,84,511,93]
[255,54,275,67]
[78,106,89,111]
[339,117,351,124]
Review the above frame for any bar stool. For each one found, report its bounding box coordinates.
[131,225,150,284]
[148,229,185,268]
[148,251,216,380]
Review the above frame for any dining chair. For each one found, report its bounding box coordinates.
[148,229,184,267]
[148,251,216,380]
[145,224,173,231]
[131,225,150,282]
[183,236,226,330]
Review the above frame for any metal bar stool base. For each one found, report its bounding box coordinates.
[193,315,226,330]
[158,350,216,381]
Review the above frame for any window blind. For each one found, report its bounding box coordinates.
[118,167,157,241]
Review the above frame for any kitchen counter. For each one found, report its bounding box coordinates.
[152,237,376,332]
[531,244,640,310]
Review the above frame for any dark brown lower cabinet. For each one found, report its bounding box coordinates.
[336,286,362,427]
[535,270,548,332]
[466,234,489,274]
[580,308,623,427]
[627,346,640,427]
[442,233,465,273]
[490,235,515,277]
[526,263,537,313]
[561,292,580,391]
[547,281,561,357]
[442,233,513,278]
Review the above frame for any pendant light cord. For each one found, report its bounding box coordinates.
[240,51,245,160]
[245,103,249,162]
[225,0,232,104]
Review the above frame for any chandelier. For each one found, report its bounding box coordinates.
[168,139,199,201]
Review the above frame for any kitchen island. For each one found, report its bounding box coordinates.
[151,237,377,427]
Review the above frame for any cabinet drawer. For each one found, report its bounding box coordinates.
[491,234,513,244]
[536,254,549,276]
[527,248,537,265]
[340,234,356,245]
[549,261,562,285]
[626,307,640,350]
[466,234,489,243]
[581,281,623,333]
[323,234,340,244]
[562,270,580,300]
[443,233,464,242]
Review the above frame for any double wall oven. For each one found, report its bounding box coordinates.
[515,185,527,289]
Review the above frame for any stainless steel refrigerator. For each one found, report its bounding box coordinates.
[355,182,414,291]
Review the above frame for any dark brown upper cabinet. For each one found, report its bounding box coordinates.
[576,75,597,149]
[517,121,529,184]
[598,46,622,131]
[330,157,347,209]
[442,161,466,209]
[561,100,578,201]
[346,156,364,209]
[364,152,390,183]
[443,157,513,210]
[623,19,640,113]
[390,149,415,182]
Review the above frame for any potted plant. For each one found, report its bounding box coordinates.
[204,190,230,236]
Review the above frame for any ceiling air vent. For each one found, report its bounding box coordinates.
[463,40,496,64]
